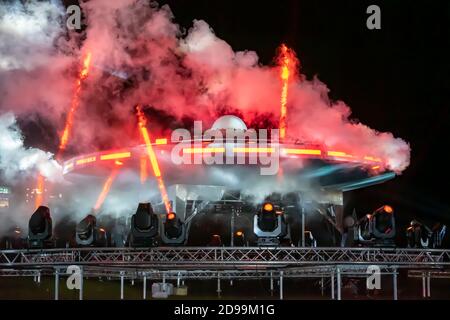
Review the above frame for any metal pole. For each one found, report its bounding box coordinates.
[393,269,398,300]
[331,272,335,300]
[270,271,274,296]
[54,269,59,300]
[177,272,181,287]
[336,267,341,301]
[230,209,235,247]
[279,271,284,300]
[120,272,124,300]
[143,275,147,300]
[321,277,324,296]
[217,273,221,297]
[79,267,83,300]
[301,206,305,247]
[427,273,431,297]
[422,273,426,298]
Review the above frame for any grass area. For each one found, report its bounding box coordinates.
[0,276,449,300]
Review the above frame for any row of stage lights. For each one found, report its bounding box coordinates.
[15,202,448,249]
[26,201,292,249]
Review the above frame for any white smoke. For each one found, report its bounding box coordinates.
[0,0,65,71]
[0,112,62,182]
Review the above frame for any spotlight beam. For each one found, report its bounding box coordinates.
[93,168,119,212]
[277,44,297,140]
[57,51,92,160]
[136,106,171,214]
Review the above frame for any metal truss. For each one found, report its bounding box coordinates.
[0,264,398,280]
[1,247,450,269]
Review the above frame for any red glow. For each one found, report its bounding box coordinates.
[100,152,131,161]
[140,156,148,184]
[167,212,176,220]
[35,174,44,209]
[93,168,119,211]
[263,203,274,211]
[277,44,298,140]
[283,148,322,155]
[384,205,393,213]
[57,51,92,159]
[184,147,225,154]
[155,138,168,145]
[233,147,274,153]
[136,106,171,213]
[364,156,382,162]
[76,156,96,165]
[327,151,354,158]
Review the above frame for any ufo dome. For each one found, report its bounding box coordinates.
[211,115,247,131]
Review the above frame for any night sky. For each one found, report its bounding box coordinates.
[53,0,450,228]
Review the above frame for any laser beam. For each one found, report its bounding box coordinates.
[93,168,119,212]
[136,106,171,213]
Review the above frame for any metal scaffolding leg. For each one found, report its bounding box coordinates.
[177,272,181,287]
[279,271,284,300]
[217,274,221,298]
[120,272,124,300]
[54,269,59,301]
[422,273,426,298]
[143,276,147,300]
[393,269,398,300]
[336,267,341,301]
[79,267,83,300]
[301,207,305,247]
[230,209,235,247]
[270,271,274,296]
[321,277,324,296]
[331,273,335,300]
[427,273,431,298]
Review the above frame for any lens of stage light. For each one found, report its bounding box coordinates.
[263,203,274,212]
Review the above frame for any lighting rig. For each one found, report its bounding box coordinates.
[356,205,396,247]
[128,203,159,247]
[253,202,289,246]
[28,206,53,249]
[75,214,108,247]
[160,212,186,245]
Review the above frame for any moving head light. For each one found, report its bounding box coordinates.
[28,206,53,248]
[76,214,108,247]
[161,212,186,245]
[253,202,288,246]
[357,205,396,247]
[129,203,159,247]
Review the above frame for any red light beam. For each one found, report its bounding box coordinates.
[57,51,92,160]
[277,44,298,140]
[93,168,119,212]
[34,174,44,209]
[136,106,171,213]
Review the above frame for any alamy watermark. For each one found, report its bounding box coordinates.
[367,5,381,30]
[66,265,82,290]
[366,265,381,290]
[170,121,280,176]
[66,5,81,30]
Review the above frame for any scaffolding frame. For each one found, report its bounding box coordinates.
[1,247,449,300]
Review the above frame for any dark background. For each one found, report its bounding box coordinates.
[55,0,449,228]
